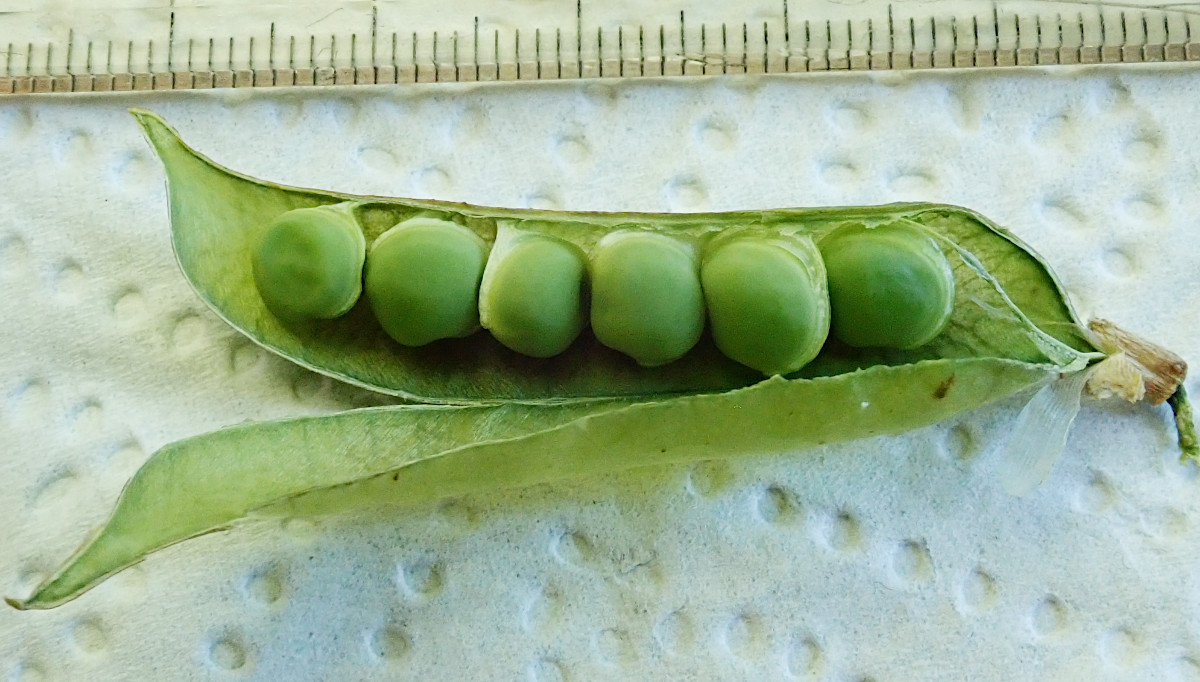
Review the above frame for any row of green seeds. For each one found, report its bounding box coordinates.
[251,204,957,376]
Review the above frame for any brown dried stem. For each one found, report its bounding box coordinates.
[1085,319,1187,406]
[1084,319,1195,462]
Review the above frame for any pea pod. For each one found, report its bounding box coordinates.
[8,110,1193,611]
[10,358,1065,610]
[129,109,1101,403]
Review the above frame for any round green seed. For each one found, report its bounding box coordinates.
[819,222,955,349]
[480,235,586,358]
[701,236,830,375]
[364,216,488,346]
[590,231,704,367]
[251,205,366,320]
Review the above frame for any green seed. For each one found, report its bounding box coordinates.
[364,216,488,346]
[701,234,830,375]
[590,231,705,367]
[820,222,955,349]
[250,204,365,320]
[479,230,586,358]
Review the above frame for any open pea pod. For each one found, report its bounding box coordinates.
[10,111,1193,611]
[131,108,1100,404]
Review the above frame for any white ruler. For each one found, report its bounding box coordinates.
[2,0,1198,95]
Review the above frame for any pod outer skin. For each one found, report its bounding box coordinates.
[10,356,1068,610]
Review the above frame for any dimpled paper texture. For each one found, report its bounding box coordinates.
[2,67,1200,682]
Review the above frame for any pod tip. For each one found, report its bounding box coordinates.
[4,595,27,611]
[128,107,159,124]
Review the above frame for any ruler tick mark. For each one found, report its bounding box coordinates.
[763,20,769,70]
[825,19,832,67]
[371,4,378,65]
[618,25,623,77]
[742,22,748,71]
[638,24,645,76]
[849,18,858,63]
[681,11,686,59]
[886,4,894,53]
[660,24,666,73]
[783,0,791,60]
[721,22,728,74]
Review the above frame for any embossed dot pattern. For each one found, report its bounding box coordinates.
[521,587,563,633]
[242,564,286,606]
[754,484,800,525]
[720,612,768,661]
[527,657,567,682]
[652,609,695,657]
[685,460,734,498]
[889,540,933,586]
[208,634,248,671]
[71,617,109,656]
[365,624,409,663]
[785,635,824,678]
[397,558,444,599]
[942,422,978,461]
[958,567,998,614]
[1,69,1200,681]
[1031,595,1069,638]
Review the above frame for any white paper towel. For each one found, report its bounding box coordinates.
[1,66,1199,681]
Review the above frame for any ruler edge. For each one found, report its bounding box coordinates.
[5,52,1200,96]
[6,0,1200,96]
